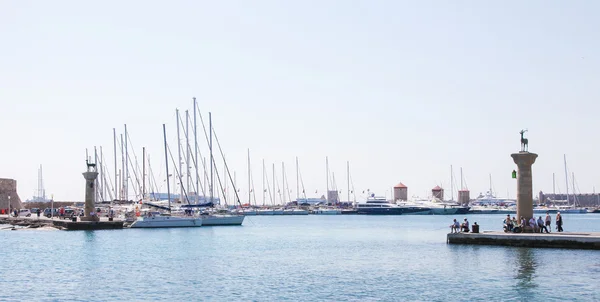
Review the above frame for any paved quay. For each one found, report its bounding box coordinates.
[447,231,600,250]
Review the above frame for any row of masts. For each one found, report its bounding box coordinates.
[86,98,358,207]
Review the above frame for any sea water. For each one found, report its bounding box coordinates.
[1,214,599,301]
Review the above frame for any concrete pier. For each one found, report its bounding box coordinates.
[511,152,538,222]
[447,232,600,250]
[51,162,124,230]
[52,219,123,230]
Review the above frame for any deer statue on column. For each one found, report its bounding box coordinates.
[519,129,529,152]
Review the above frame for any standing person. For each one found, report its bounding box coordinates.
[537,216,548,233]
[36,209,40,218]
[545,212,552,232]
[556,212,563,232]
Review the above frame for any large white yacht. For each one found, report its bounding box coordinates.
[356,196,430,215]
[412,197,470,215]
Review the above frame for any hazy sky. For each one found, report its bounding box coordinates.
[1,1,599,202]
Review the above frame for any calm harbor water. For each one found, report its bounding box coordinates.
[1,214,599,301]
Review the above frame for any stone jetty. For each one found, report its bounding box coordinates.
[447,231,600,250]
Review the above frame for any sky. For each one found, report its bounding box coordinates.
[1,0,599,203]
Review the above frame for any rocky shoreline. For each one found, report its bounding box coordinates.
[0,217,59,230]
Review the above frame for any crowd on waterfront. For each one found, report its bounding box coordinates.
[502,212,564,233]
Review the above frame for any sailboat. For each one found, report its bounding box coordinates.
[130,124,204,228]
[281,162,308,215]
[555,155,588,214]
[238,149,258,216]
[313,158,341,214]
[192,110,245,225]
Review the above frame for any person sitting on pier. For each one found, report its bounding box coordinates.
[449,219,459,233]
[537,216,548,233]
[512,216,523,233]
[460,218,470,232]
[528,217,537,232]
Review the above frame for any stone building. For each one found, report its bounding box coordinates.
[0,178,23,210]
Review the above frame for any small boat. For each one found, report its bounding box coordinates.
[556,205,588,214]
[313,207,341,215]
[283,208,309,215]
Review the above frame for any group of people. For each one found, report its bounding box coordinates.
[449,218,473,233]
[503,211,564,233]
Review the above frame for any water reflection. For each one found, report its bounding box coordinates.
[514,248,538,296]
[84,230,96,243]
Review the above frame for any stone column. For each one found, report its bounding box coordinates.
[81,171,99,222]
[511,152,538,223]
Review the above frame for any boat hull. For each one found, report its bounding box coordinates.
[313,209,342,215]
[130,216,203,228]
[283,209,309,215]
[256,210,274,216]
[431,207,469,215]
[201,215,244,226]
[357,207,431,215]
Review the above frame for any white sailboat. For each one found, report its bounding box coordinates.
[557,155,588,214]
[196,110,244,225]
[130,123,203,228]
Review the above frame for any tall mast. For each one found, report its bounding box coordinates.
[209,112,213,204]
[124,124,129,201]
[326,156,329,204]
[142,146,146,199]
[272,163,276,205]
[98,147,103,201]
[262,159,265,206]
[564,154,569,206]
[120,134,124,201]
[296,157,299,202]
[185,110,191,198]
[162,124,171,212]
[176,109,183,203]
[460,168,463,190]
[347,161,350,203]
[113,128,118,200]
[193,97,199,204]
[248,149,251,205]
[37,165,41,199]
[489,174,492,196]
[282,162,285,204]
[203,157,207,199]
[553,173,555,195]
[450,165,454,202]
[225,162,228,204]
[572,172,576,206]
